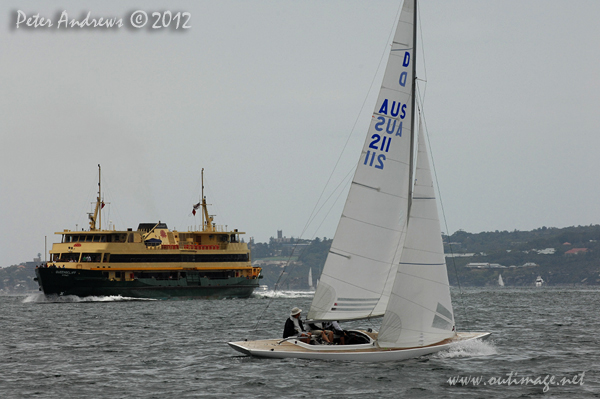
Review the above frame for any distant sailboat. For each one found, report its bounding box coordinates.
[535,276,544,287]
[228,0,490,362]
[498,274,504,287]
[308,267,315,291]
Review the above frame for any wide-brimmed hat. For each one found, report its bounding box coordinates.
[290,307,302,316]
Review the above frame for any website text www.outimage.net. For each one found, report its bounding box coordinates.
[447,371,585,393]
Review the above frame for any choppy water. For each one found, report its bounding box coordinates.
[1,288,599,398]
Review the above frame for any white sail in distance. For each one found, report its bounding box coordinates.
[308,0,416,322]
[377,120,455,348]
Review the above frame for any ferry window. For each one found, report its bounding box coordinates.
[86,236,93,242]
[102,253,110,262]
[82,253,101,262]
[93,236,101,242]
[64,253,80,262]
[101,235,107,242]
[51,254,60,261]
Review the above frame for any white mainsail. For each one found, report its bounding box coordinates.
[498,274,504,287]
[308,267,314,289]
[308,0,416,322]
[377,121,455,348]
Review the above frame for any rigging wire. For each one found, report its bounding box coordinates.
[417,4,428,103]
[99,174,126,231]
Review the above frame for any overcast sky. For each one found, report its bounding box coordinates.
[2,0,600,267]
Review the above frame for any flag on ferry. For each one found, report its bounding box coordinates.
[192,202,201,216]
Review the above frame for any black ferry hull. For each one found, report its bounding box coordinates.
[35,267,259,299]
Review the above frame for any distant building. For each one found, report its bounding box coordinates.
[466,263,506,269]
[445,253,475,258]
[565,248,588,255]
[273,230,294,243]
[535,248,556,255]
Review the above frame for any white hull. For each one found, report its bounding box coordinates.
[229,331,491,362]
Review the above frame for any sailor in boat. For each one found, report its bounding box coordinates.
[283,307,333,344]
[307,321,334,344]
[283,307,312,343]
[323,321,347,345]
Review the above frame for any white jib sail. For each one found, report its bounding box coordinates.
[377,120,456,348]
[308,0,415,322]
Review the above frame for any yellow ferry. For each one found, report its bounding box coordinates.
[35,166,261,299]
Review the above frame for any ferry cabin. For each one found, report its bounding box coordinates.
[47,223,261,282]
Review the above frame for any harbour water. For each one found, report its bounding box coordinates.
[1,287,598,398]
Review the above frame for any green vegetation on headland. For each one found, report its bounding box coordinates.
[0,256,41,294]
[3,224,600,294]
[252,225,600,289]
[444,225,600,287]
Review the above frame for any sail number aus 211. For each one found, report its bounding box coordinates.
[364,99,406,170]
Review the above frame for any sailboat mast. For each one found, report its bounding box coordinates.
[407,0,418,216]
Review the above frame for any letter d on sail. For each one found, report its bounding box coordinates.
[399,71,407,87]
[403,51,410,67]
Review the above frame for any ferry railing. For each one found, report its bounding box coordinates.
[186,225,229,232]
[147,244,222,250]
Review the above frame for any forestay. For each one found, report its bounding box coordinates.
[308,0,416,322]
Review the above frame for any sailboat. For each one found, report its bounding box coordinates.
[229,0,490,361]
[535,276,544,287]
[498,274,505,287]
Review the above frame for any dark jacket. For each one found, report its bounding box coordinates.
[283,317,305,338]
